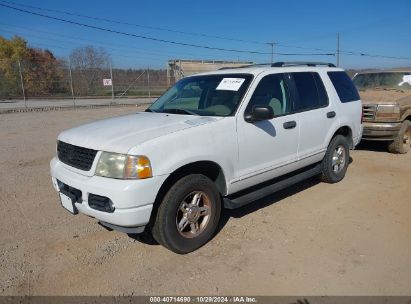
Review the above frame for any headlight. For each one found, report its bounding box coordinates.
[375,104,400,121]
[95,152,152,179]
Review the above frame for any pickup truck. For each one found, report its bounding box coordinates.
[353,70,411,153]
[50,62,362,253]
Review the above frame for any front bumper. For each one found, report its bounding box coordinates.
[50,157,168,229]
[361,121,402,141]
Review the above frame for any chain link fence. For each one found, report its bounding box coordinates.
[0,58,171,108]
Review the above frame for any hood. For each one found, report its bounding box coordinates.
[58,112,222,154]
[359,89,411,105]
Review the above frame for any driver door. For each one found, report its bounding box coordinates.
[233,73,300,191]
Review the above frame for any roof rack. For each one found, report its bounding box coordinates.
[271,62,336,67]
[218,66,242,70]
[218,62,336,70]
[218,63,269,70]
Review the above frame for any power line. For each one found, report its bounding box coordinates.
[0,27,261,64]
[0,0,267,45]
[0,29,254,67]
[4,0,411,60]
[0,25,203,59]
[0,22,256,63]
[0,3,268,55]
[0,0,339,57]
[1,2,409,61]
[0,0,351,54]
[0,3,335,57]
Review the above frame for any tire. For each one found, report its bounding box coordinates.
[152,174,221,254]
[388,120,411,154]
[319,135,350,184]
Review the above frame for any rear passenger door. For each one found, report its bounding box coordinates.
[327,71,362,145]
[289,72,337,161]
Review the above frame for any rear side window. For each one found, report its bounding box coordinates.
[291,72,328,111]
[328,71,360,103]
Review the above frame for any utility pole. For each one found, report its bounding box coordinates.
[17,59,26,107]
[267,42,276,64]
[166,63,170,88]
[336,32,340,67]
[68,59,75,107]
[179,60,183,80]
[109,61,114,104]
[147,66,151,97]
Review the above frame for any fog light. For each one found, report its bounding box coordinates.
[88,194,115,213]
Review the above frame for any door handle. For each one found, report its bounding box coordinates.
[327,111,336,118]
[283,121,297,129]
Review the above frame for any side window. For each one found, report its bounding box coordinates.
[328,71,360,103]
[291,72,328,111]
[246,73,291,117]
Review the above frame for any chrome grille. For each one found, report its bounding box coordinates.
[362,104,377,121]
[57,141,97,171]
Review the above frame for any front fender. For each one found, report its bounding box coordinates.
[128,117,238,189]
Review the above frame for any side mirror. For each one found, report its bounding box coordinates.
[245,105,274,122]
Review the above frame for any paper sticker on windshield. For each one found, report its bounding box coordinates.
[216,78,245,91]
[399,75,411,86]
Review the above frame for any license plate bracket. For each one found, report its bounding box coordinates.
[59,190,78,215]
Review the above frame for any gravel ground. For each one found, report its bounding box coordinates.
[0,106,410,296]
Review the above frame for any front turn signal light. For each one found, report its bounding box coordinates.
[124,155,152,179]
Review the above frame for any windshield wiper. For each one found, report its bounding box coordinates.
[145,108,156,112]
[162,108,199,115]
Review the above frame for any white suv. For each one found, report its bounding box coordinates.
[50,62,362,253]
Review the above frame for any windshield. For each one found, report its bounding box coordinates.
[353,72,411,91]
[148,73,253,116]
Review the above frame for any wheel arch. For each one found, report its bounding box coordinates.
[147,161,227,230]
[331,125,354,148]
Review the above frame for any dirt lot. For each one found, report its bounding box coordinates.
[0,106,410,296]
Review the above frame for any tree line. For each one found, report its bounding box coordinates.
[0,35,168,99]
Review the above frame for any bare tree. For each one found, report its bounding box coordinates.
[69,46,110,96]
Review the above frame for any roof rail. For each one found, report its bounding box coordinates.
[218,62,336,70]
[272,62,336,67]
[218,63,268,70]
[218,66,242,70]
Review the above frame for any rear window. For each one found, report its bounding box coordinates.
[328,71,360,103]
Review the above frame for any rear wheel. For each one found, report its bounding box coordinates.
[319,135,350,184]
[152,174,221,254]
[388,120,411,154]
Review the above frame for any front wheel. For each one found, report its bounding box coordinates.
[388,120,411,154]
[152,174,221,254]
[319,135,350,184]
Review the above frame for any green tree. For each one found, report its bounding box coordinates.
[0,36,29,98]
[0,35,66,98]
